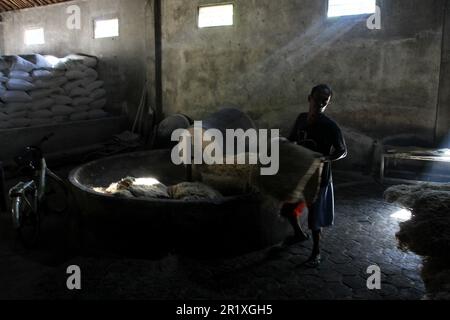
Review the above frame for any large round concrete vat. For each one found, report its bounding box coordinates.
[69,149,290,258]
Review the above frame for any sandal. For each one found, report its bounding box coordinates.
[304,254,322,268]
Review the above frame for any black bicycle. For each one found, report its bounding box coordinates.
[9,133,69,248]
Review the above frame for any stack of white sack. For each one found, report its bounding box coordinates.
[0,54,110,130]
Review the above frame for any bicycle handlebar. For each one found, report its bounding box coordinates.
[13,133,56,171]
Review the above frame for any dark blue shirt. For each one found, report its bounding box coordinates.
[289,113,347,186]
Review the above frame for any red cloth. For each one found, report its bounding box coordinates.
[293,202,306,218]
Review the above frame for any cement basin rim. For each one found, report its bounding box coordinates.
[69,149,256,205]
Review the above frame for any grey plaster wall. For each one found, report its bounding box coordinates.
[437,0,450,147]
[0,19,4,55]
[161,0,446,168]
[0,0,155,120]
[0,0,448,169]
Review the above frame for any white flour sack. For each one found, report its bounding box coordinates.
[53,116,69,123]
[0,108,9,121]
[29,54,53,69]
[84,68,98,79]
[6,79,35,91]
[0,57,10,71]
[0,91,32,103]
[51,105,75,116]
[63,79,84,93]
[29,119,51,127]
[51,95,73,105]
[90,98,107,109]
[80,77,96,87]
[0,74,8,83]
[89,88,106,100]
[50,77,69,87]
[30,89,53,100]
[66,70,86,80]
[32,69,54,80]
[30,98,54,111]
[8,111,28,119]
[9,118,31,128]
[52,87,65,95]
[35,77,68,89]
[0,112,9,121]
[0,121,11,129]
[9,56,36,72]
[4,102,30,114]
[70,112,89,121]
[29,109,53,119]
[44,56,65,70]
[75,104,90,112]
[9,71,33,82]
[70,87,90,97]
[64,59,87,71]
[65,54,98,68]
[84,80,104,92]
[73,97,93,106]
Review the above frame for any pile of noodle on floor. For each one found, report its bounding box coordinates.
[384,183,450,300]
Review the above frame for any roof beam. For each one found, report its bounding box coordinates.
[0,0,72,13]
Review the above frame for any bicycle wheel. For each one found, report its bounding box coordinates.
[12,195,40,249]
[44,170,69,215]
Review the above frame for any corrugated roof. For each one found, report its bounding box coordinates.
[0,0,72,13]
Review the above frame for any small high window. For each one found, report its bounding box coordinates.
[327,0,376,18]
[94,18,119,39]
[198,4,234,28]
[24,28,45,45]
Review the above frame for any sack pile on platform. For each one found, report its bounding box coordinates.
[0,54,110,130]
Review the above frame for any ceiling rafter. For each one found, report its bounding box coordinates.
[0,0,72,13]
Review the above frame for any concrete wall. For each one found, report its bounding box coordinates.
[0,16,4,55]
[161,0,446,169]
[0,0,448,169]
[437,0,450,148]
[0,0,155,120]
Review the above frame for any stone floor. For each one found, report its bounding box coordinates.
[0,172,426,300]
